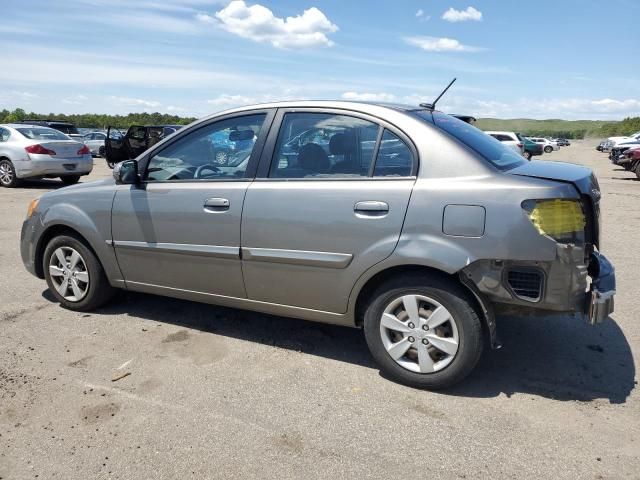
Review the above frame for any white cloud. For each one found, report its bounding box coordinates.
[416,9,424,17]
[109,96,161,108]
[442,6,482,22]
[341,92,397,102]
[212,0,338,48]
[404,36,483,53]
[62,94,89,105]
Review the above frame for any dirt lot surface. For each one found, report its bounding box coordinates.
[1,142,638,479]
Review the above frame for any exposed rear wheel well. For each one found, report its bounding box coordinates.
[34,225,94,278]
[354,265,487,330]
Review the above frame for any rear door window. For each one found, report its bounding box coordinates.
[373,130,413,177]
[269,113,380,178]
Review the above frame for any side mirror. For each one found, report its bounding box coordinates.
[113,160,139,185]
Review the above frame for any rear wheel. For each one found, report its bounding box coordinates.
[523,151,532,160]
[544,146,553,153]
[635,163,640,180]
[43,235,116,311]
[61,175,80,185]
[0,159,20,188]
[98,146,106,158]
[363,275,484,389]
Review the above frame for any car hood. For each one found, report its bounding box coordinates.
[508,160,599,199]
[43,178,115,200]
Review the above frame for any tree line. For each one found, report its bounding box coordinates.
[0,108,196,129]
[1,107,638,138]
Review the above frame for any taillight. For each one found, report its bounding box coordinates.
[517,143,523,148]
[522,199,586,245]
[25,144,56,155]
[77,145,91,155]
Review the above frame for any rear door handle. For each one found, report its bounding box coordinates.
[354,201,389,212]
[354,201,389,215]
[204,197,230,211]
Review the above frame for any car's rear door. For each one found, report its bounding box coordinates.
[111,110,274,298]
[240,108,417,313]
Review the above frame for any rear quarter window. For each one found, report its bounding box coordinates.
[417,112,526,171]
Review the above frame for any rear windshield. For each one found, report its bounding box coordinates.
[17,127,70,141]
[50,124,79,135]
[414,111,526,171]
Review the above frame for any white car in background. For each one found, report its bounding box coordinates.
[608,131,640,147]
[82,131,107,157]
[485,131,524,155]
[528,137,559,153]
[0,124,93,187]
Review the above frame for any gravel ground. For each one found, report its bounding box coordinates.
[1,142,638,479]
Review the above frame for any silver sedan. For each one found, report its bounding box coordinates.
[0,124,93,187]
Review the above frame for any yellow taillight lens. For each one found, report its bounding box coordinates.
[525,199,585,237]
[27,198,39,218]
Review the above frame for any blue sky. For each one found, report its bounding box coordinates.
[1,0,639,119]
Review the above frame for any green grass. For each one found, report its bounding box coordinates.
[475,118,613,139]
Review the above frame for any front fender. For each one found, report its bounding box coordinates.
[36,201,123,286]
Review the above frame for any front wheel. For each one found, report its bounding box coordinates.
[61,175,80,185]
[363,275,483,389]
[43,235,116,311]
[544,146,553,153]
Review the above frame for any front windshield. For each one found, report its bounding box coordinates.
[414,111,526,170]
[17,127,70,141]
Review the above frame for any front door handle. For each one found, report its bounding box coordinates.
[204,197,230,212]
[354,201,389,213]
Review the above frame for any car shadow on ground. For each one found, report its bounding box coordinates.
[14,179,73,190]
[44,290,635,404]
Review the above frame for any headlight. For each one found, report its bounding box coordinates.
[522,199,585,244]
[27,198,40,218]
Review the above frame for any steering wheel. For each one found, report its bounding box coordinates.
[195,164,220,178]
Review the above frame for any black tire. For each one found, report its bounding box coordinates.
[363,274,484,390]
[523,151,532,160]
[106,160,116,169]
[61,175,81,185]
[635,163,640,181]
[43,235,116,311]
[0,159,21,188]
[544,146,553,153]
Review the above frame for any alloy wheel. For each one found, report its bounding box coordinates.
[380,294,460,373]
[48,246,90,302]
[0,162,13,186]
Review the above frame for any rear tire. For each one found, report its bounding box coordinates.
[523,151,532,160]
[363,274,484,389]
[43,235,116,311]
[0,159,21,188]
[61,175,81,185]
[544,146,553,153]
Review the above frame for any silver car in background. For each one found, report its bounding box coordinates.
[20,101,616,389]
[0,124,93,187]
[82,131,107,157]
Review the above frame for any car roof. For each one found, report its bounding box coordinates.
[199,100,432,120]
[1,123,54,129]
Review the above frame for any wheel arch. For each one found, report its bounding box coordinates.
[34,224,98,278]
[352,263,499,348]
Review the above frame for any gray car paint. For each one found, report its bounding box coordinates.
[20,101,611,334]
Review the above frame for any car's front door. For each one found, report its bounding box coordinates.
[111,111,273,298]
[240,110,417,313]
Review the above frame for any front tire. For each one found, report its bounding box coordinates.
[0,159,20,188]
[363,275,483,389]
[43,235,116,311]
[544,146,553,153]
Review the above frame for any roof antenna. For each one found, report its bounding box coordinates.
[420,77,457,110]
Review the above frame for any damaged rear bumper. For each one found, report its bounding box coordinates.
[462,246,615,324]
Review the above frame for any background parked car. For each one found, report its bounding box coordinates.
[0,123,92,187]
[556,138,571,146]
[528,137,559,153]
[516,133,543,159]
[15,120,83,140]
[485,131,524,155]
[105,125,182,168]
[82,131,107,157]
